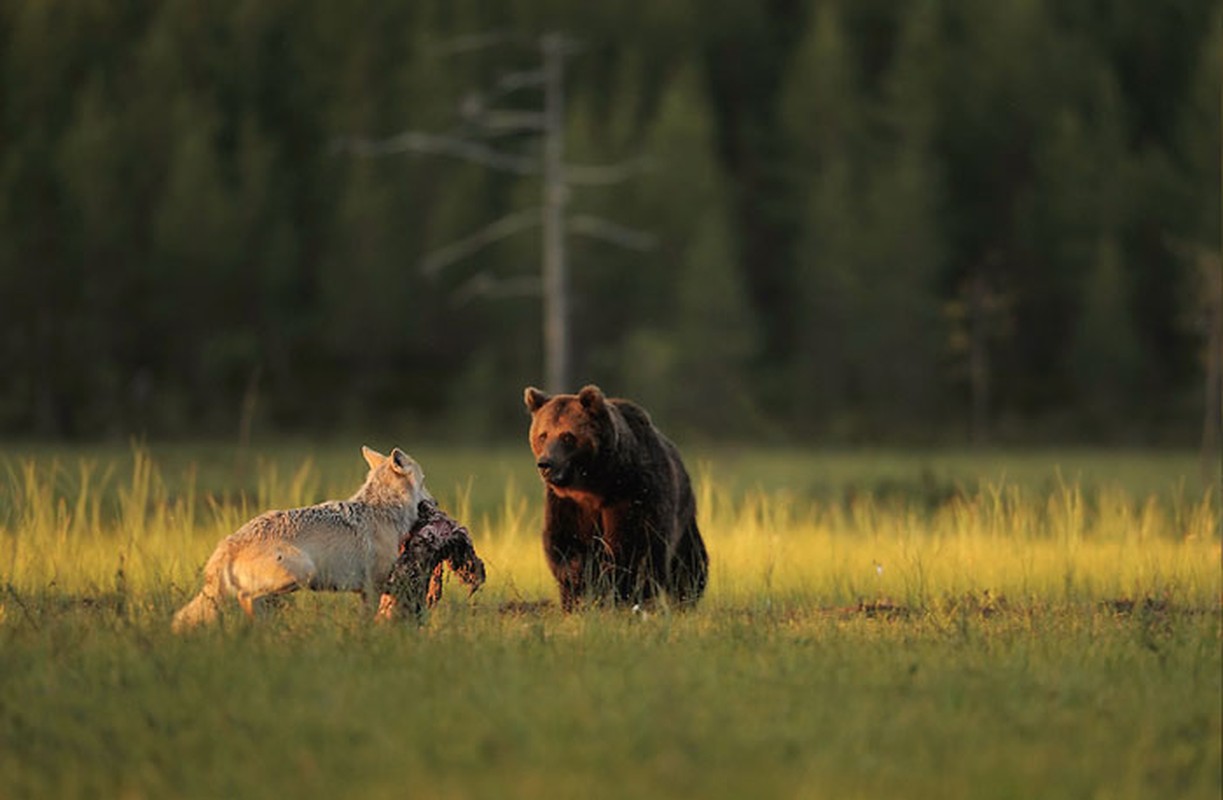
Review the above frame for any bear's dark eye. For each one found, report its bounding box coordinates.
[559,432,577,447]
[537,432,547,443]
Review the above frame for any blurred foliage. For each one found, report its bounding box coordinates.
[0,0,1217,442]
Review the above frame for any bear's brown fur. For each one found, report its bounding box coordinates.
[523,384,709,610]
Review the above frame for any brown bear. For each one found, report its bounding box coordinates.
[523,384,709,610]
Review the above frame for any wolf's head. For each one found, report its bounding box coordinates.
[355,445,431,512]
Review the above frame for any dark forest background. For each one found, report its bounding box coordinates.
[1,0,1219,444]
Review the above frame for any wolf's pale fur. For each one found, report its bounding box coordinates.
[172,446,428,632]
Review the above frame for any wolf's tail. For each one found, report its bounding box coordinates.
[171,549,227,632]
[171,589,220,632]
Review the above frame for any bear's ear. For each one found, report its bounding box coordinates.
[578,385,606,414]
[524,386,551,413]
[362,445,386,469]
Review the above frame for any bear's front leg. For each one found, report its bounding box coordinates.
[541,555,579,612]
[601,504,666,606]
[544,523,587,612]
[545,496,603,611]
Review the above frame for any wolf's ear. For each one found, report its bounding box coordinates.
[362,446,386,469]
[389,448,422,492]
[524,386,550,413]
[389,447,412,476]
[578,385,606,414]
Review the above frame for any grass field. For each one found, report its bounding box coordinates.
[1,442,1219,799]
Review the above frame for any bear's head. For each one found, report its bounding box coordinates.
[523,384,613,491]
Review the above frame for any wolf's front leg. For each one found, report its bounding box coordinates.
[238,592,257,619]
[360,570,383,614]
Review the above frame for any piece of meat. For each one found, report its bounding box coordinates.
[377,499,486,621]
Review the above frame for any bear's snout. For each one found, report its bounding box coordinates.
[536,458,573,487]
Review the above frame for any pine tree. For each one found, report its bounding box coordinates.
[855,0,946,428]
[1070,234,1143,429]
[614,65,757,432]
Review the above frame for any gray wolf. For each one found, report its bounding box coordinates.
[172,446,428,631]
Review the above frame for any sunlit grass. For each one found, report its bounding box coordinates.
[0,445,1219,799]
[2,446,1217,613]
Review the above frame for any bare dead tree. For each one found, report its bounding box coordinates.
[540,33,570,394]
[1166,238,1222,505]
[334,32,654,393]
[1198,256,1222,471]
[967,271,991,446]
[1189,249,1221,486]
[944,255,1010,447]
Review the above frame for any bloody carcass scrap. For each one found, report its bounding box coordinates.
[378,498,486,620]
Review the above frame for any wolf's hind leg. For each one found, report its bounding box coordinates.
[226,543,315,615]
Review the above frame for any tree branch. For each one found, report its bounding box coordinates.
[568,215,657,250]
[420,209,541,276]
[332,131,539,174]
[495,69,546,92]
[564,157,651,186]
[465,110,547,132]
[452,272,542,306]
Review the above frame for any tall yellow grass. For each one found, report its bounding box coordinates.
[1,448,1218,614]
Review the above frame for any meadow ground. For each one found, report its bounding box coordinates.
[0,442,1219,799]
